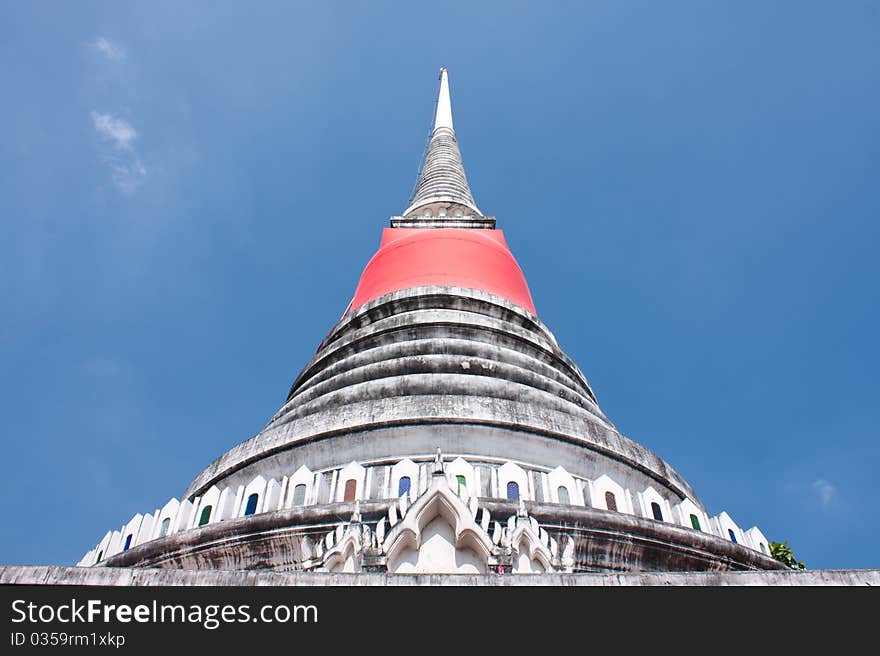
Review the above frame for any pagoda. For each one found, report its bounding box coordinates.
[79,69,782,575]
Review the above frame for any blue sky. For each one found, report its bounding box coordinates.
[2,2,877,569]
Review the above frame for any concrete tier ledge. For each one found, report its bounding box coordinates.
[390,216,496,229]
[2,565,877,586]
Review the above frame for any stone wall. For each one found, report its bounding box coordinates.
[2,565,877,586]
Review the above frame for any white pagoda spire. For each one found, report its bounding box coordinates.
[434,66,454,131]
[403,67,482,218]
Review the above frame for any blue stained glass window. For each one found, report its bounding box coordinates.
[244,493,259,516]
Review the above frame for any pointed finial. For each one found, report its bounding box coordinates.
[402,68,483,218]
[432,447,445,475]
[351,500,361,523]
[517,498,527,518]
[434,67,453,131]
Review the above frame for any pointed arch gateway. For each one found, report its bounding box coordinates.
[323,524,363,574]
[382,476,495,574]
[508,512,554,574]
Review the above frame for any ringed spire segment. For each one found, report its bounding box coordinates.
[403,68,482,219]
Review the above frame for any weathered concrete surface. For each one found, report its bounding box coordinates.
[183,287,703,508]
[76,287,778,576]
[94,500,781,572]
[2,565,877,586]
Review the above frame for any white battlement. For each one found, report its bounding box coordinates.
[79,456,771,567]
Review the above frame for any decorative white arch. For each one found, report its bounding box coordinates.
[498,462,530,501]
[547,466,582,505]
[636,485,673,523]
[93,530,113,564]
[674,498,709,533]
[152,498,181,539]
[587,474,632,514]
[445,457,476,499]
[382,475,495,574]
[285,465,314,507]
[390,458,420,500]
[264,478,283,512]
[173,499,194,533]
[240,475,268,516]
[119,514,144,552]
[336,462,366,502]
[77,549,96,567]
[193,486,221,528]
[745,526,770,555]
[711,511,746,545]
[104,530,123,559]
[134,512,156,547]
[216,486,239,521]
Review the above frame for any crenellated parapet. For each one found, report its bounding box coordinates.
[79,452,777,572]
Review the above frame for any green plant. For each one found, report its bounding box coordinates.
[769,540,805,570]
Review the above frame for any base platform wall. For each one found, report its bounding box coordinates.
[2,565,877,586]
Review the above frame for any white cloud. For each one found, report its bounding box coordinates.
[91,112,146,192]
[92,37,125,61]
[91,112,138,150]
[107,158,147,193]
[812,479,837,510]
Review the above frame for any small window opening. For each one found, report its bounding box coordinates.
[605,491,618,512]
[558,486,570,504]
[343,479,357,502]
[651,501,663,521]
[244,493,259,516]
